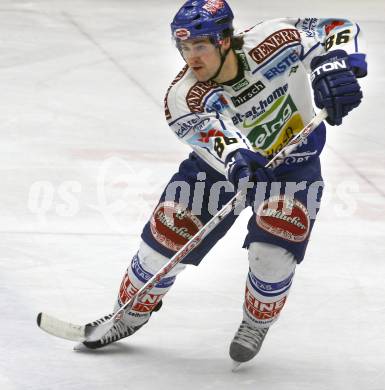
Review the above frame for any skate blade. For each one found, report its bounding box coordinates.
[73,342,88,351]
[231,361,243,372]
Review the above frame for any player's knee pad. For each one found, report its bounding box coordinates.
[138,240,187,277]
[248,242,296,282]
[243,242,296,328]
[114,241,186,326]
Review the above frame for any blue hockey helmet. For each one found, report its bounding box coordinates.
[171,0,234,45]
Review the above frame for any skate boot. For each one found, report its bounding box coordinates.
[229,320,269,363]
[81,301,162,349]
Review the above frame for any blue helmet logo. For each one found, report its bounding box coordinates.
[202,0,225,14]
[174,28,191,40]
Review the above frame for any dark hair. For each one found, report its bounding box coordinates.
[219,28,244,50]
[208,28,244,50]
[231,35,244,50]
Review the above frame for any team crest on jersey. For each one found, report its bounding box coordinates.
[315,19,352,38]
[150,202,203,251]
[324,20,346,35]
[197,129,225,143]
[256,195,310,243]
[187,127,238,154]
[248,29,301,64]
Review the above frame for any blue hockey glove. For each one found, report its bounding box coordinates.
[310,49,363,126]
[348,53,367,78]
[225,148,276,205]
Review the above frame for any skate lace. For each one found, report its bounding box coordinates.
[89,313,134,345]
[102,320,134,345]
[234,321,268,350]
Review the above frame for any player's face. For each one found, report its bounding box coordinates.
[179,38,221,82]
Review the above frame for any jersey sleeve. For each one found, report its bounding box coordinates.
[293,18,367,76]
[165,72,254,176]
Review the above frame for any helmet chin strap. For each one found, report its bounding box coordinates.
[209,45,231,82]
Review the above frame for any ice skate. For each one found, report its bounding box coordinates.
[80,301,162,349]
[229,321,269,363]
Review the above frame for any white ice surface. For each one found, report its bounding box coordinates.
[0,1,384,389]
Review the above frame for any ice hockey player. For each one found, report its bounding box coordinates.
[80,0,367,366]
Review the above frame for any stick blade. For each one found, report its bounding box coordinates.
[37,312,86,342]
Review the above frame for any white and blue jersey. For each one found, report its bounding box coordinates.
[140,17,365,265]
[164,18,365,175]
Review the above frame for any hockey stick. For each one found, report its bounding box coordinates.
[37,108,327,343]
